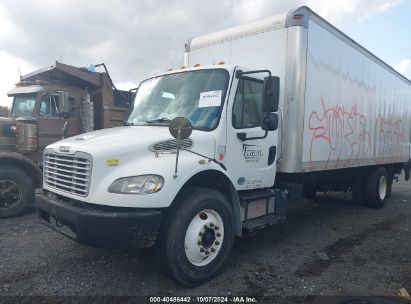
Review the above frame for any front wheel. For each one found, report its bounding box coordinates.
[0,166,34,218]
[158,187,234,286]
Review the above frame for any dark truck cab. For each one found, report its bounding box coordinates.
[0,62,132,218]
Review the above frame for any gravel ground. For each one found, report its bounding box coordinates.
[0,179,410,299]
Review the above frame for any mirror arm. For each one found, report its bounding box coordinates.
[237,110,279,141]
[181,148,227,171]
[173,129,182,178]
[237,129,268,142]
[61,120,69,139]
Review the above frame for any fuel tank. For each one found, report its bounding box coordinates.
[15,117,38,152]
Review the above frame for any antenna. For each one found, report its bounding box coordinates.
[17,66,22,80]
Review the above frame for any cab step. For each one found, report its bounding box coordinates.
[239,189,287,231]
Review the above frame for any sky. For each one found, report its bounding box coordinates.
[0,0,410,107]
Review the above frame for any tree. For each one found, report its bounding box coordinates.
[0,106,10,117]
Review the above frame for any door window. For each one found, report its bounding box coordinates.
[232,78,263,129]
[40,95,59,117]
[39,95,76,117]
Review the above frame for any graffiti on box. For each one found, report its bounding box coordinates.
[308,97,405,169]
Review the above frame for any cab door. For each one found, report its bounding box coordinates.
[37,93,79,150]
[225,70,279,190]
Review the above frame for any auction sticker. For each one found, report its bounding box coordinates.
[198,90,222,108]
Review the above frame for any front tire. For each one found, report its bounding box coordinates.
[158,187,234,286]
[0,166,34,218]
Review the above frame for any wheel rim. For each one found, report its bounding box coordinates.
[184,209,224,266]
[0,180,22,209]
[378,175,387,200]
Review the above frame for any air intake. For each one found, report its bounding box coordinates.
[149,138,193,152]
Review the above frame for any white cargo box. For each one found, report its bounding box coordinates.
[185,6,411,173]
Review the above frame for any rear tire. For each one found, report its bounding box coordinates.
[158,187,234,286]
[0,166,34,218]
[366,167,388,208]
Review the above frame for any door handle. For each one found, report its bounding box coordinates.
[268,146,276,165]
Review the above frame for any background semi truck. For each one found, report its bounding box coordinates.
[0,62,131,218]
[36,6,411,286]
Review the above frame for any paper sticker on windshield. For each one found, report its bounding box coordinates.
[198,90,222,108]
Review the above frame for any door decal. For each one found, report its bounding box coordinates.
[242,144,263,163]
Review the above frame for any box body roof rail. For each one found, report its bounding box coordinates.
[187,6,410,85]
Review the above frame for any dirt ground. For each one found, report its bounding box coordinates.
[0,178,410,300]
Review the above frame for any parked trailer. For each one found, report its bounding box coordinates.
[36,6,411,286]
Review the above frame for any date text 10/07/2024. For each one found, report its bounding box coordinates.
[149,296,258,303]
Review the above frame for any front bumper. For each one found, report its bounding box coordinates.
[36,192,162,249]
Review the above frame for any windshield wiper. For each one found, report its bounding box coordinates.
[146,118,172,124]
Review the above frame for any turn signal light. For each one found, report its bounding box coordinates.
[217,61,225,65]
[193,64,201,67]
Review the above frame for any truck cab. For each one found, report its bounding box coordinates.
[0,62,130,218]
[36,64,283,285]
[7,84,82,161]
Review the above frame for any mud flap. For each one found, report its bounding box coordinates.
[405,163,411,181]
[275,189,288,223]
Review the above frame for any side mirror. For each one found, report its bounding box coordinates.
[58,91,69,114]
[262,76,280,113]
[262,113,278,131]
[169,117,193,140]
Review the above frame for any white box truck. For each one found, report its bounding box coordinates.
[36,6,411,285]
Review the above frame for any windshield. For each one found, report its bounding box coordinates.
[11,94,37,116]
[125,69,229,130]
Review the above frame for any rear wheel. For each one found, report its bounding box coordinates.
[0,166,34,218]
[366,167,388,208]
[158,187,234,286]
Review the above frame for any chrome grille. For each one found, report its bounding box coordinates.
[149,138,193,152]
[43,150,92,197]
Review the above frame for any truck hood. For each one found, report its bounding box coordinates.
[48,125,216,158]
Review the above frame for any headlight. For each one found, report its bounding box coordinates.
[108,175,164,194]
